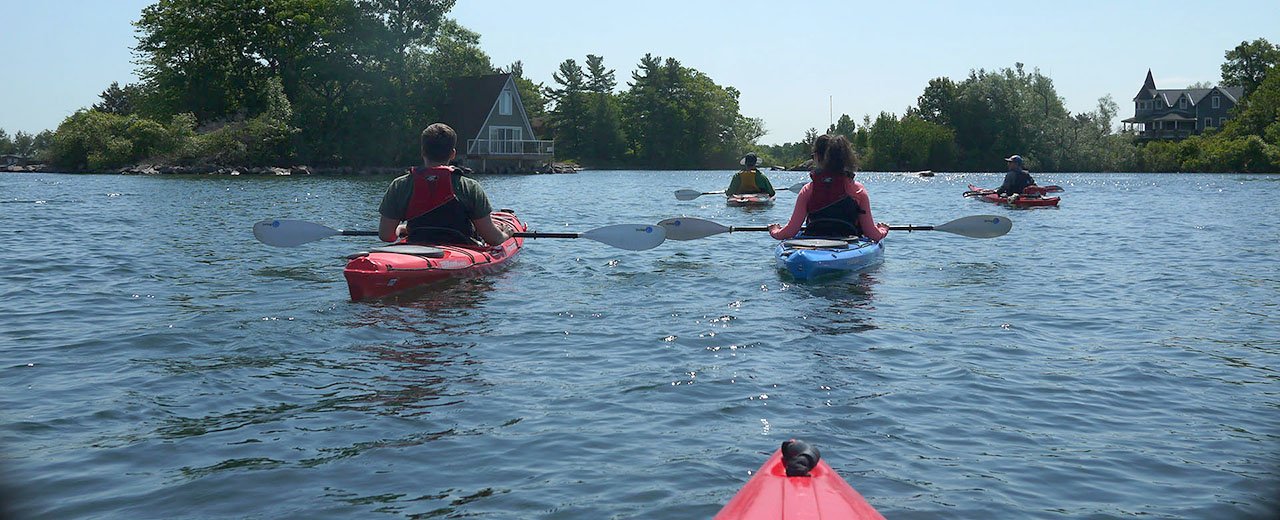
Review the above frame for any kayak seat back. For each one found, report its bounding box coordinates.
[370,244,446,257]
[783,238,850,249]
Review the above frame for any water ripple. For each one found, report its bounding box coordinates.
[0,172,1277,519]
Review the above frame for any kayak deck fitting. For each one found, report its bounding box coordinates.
[716,440,884,519]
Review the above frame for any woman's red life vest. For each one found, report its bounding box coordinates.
[404,166,481,245]
[804,171,864,237]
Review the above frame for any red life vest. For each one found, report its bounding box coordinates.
[404,166,481,245]
[804,171,864,237]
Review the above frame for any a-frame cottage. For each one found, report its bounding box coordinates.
[441,73,553,173]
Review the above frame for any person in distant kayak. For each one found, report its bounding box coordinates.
[378,123,510,246]
[996,155,1036,196]
[726,152,777,197]
[767,135,888,241]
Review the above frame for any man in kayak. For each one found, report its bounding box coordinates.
[377,123,510,246]
[725,152,777,197]
[996,154,1036,197]
[767,135,888,241]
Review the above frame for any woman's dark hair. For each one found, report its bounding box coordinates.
[813,134,858,177]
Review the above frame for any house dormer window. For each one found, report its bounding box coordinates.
[499,91,512,115]
[1179,97,1187,109]
[1212,96,1220,108]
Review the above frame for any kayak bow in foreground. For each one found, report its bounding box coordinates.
[715,440,884,519]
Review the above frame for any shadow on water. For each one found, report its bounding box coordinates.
[351,277,498,334]
[789,271,881,336]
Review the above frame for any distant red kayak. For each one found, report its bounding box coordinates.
[715,442,884,520]
[967,184,1060,207]
[726,193,775,207]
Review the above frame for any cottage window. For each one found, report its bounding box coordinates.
[1179,97,1187,109]
[1204,118,1212,128]
[499,91,513,115]
[1220,117,1227,127]
[488,126,522,154]
[1212,96,1220,108]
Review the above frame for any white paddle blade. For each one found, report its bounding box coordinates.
[784,182,808,194]
[253,219,340,247]
[674,189,704,201]
[657,217,731,241]
[581,224,667,251]
[935,215,1013,238]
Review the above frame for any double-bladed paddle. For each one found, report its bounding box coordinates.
[656,215,1013,241]
[253,219,667,251]
[674,182,808,201]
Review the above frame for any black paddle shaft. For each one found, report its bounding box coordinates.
[512,232,579,239]
[886,225,935,232]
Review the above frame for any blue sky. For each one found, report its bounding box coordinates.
[2,0,1277,145]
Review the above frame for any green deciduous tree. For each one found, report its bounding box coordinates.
[45,110,189,170]
[1221,38,1280,97]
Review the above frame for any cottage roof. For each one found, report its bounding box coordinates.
[1200,86,1245,104]
[440,73,515,144]
[1152,113,1196,122]
[1133,69,1158,100]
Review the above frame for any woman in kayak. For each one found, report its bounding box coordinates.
[377,123,510,246]
[725,152,777,197]
[768,134,888,241]
[996,154,1035,196]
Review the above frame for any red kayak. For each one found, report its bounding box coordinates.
[727,193,776,207]
[715,441,884,520]
[967,184,1060,207]
[342,211,526,300]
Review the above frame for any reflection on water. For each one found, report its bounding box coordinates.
[352,277,496,332]
[792,272,880,335]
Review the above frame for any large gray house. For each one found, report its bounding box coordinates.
[1122,70,1245,140]
[440,73,553,173]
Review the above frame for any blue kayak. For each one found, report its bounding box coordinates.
[774,237,884,280]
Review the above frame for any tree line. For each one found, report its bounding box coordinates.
[755,38,1279,173]
[542,54,762,169]
[34,0,495,170]
[3,2,1276,175]
[11,0,759,172]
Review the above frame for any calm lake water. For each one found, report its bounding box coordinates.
[2,170,1277,519]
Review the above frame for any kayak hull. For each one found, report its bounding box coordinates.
[714,448,884,520]
[727,193,776,207]
[342,211,526,301]
[968,184,1060,207]
[774,237,884,281]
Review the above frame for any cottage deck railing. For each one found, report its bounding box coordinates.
[466,139,554,156]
